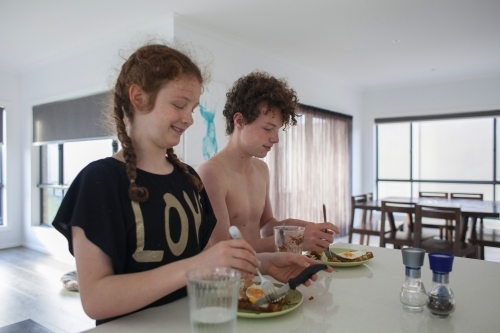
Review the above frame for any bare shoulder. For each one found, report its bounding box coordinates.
[252,158,270,178]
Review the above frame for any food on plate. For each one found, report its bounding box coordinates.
[308,249,374,262]
[238,279,287,312]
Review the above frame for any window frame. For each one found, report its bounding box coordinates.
[375,111,500,200]
[37,140,118,226]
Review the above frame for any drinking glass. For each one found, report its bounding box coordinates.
[273,226,305,254]
[186,267,241,333]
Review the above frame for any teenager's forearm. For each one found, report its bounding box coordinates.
[80,258,196,320]
[246,236,276,253]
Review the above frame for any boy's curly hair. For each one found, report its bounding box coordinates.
[223,71,299,135]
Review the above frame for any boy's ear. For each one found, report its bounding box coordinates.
[129,84,146,111]
[234,112,244,129]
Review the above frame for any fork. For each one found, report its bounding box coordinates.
[324,247,346,262]
[228,226,278,302]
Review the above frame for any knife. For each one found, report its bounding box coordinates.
[252,263,327,307]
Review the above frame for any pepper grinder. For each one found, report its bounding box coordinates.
[400,248,427,311]
[426,252,455,318]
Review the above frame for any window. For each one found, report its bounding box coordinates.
[265,104,352,235]
[376,112,499,200]
[32,92,113,226]
[38,139,117,226]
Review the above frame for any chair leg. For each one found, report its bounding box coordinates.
[348,207,355,243]
[366,210,373,246]
[359,209,367,245]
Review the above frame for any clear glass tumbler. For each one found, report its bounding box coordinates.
[273,226,305,254]
[186,267,241,333]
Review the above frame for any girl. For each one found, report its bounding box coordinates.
[53,42,328,325]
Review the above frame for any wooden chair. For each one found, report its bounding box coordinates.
[414,204,477,257]
[379,201,416,249]
[348,193,380,245]
[419,191,449,239]
[419,191,448,199]
[450,193,483,200]
[449,193,500,259]
[468,224,500,260]
[450,192,484,241]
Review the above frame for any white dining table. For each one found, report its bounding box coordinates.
[83,243,500,333]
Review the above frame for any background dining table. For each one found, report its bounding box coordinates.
[359,196,500,219]
[83,243,500,333]
[359,196,500,239]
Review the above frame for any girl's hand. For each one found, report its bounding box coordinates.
[257,252,333,285]
[192,239,259,278]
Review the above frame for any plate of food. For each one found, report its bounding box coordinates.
[306,248,374,267]
[237,280,303,318]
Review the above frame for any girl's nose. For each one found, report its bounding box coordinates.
[183,110,194,126]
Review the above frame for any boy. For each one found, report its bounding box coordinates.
[197,71,339,253]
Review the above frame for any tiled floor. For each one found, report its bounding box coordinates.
[1,235,499,333]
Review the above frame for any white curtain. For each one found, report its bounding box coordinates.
[265,104,352,235]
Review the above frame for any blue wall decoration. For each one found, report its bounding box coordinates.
[182,81,227,167]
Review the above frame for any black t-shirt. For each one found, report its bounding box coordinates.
[53,157,217,324]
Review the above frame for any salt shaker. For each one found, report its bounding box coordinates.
[400,248,427,311]
[426,252,455,318]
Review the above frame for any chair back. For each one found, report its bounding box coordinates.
[352,193,373,205]
[450,193,483,200]
[414,204,463,255]
[419,191,449,199]
[379,201,417,247]
[381,201,417,215]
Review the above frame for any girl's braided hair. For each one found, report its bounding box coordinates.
[112,43,204,202]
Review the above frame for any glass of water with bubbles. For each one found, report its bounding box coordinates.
[187,267,241,333]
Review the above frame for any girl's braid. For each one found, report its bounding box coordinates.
[166,148,203,192]
[113,66,149,202]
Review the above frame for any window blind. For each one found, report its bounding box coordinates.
[32,92,110,144]
[266,103,353,235]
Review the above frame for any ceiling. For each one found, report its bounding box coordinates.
[1,0,499,90]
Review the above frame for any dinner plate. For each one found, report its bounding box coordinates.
[237,284,303,318]
[308,247,373,267]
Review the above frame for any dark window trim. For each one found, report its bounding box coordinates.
[378,179,500,185]
[298,103,353,120]
[375,109,500,124]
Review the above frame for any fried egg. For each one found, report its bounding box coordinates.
[245,284,266,304]
[338,250,367,259]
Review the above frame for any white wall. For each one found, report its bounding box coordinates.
[18,14,175,262]
[0,71,23,249]
[175,18,363,193]
[362,74,500,196]
[10,15,362,259]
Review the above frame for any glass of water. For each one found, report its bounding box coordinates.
[186,267,240,333]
